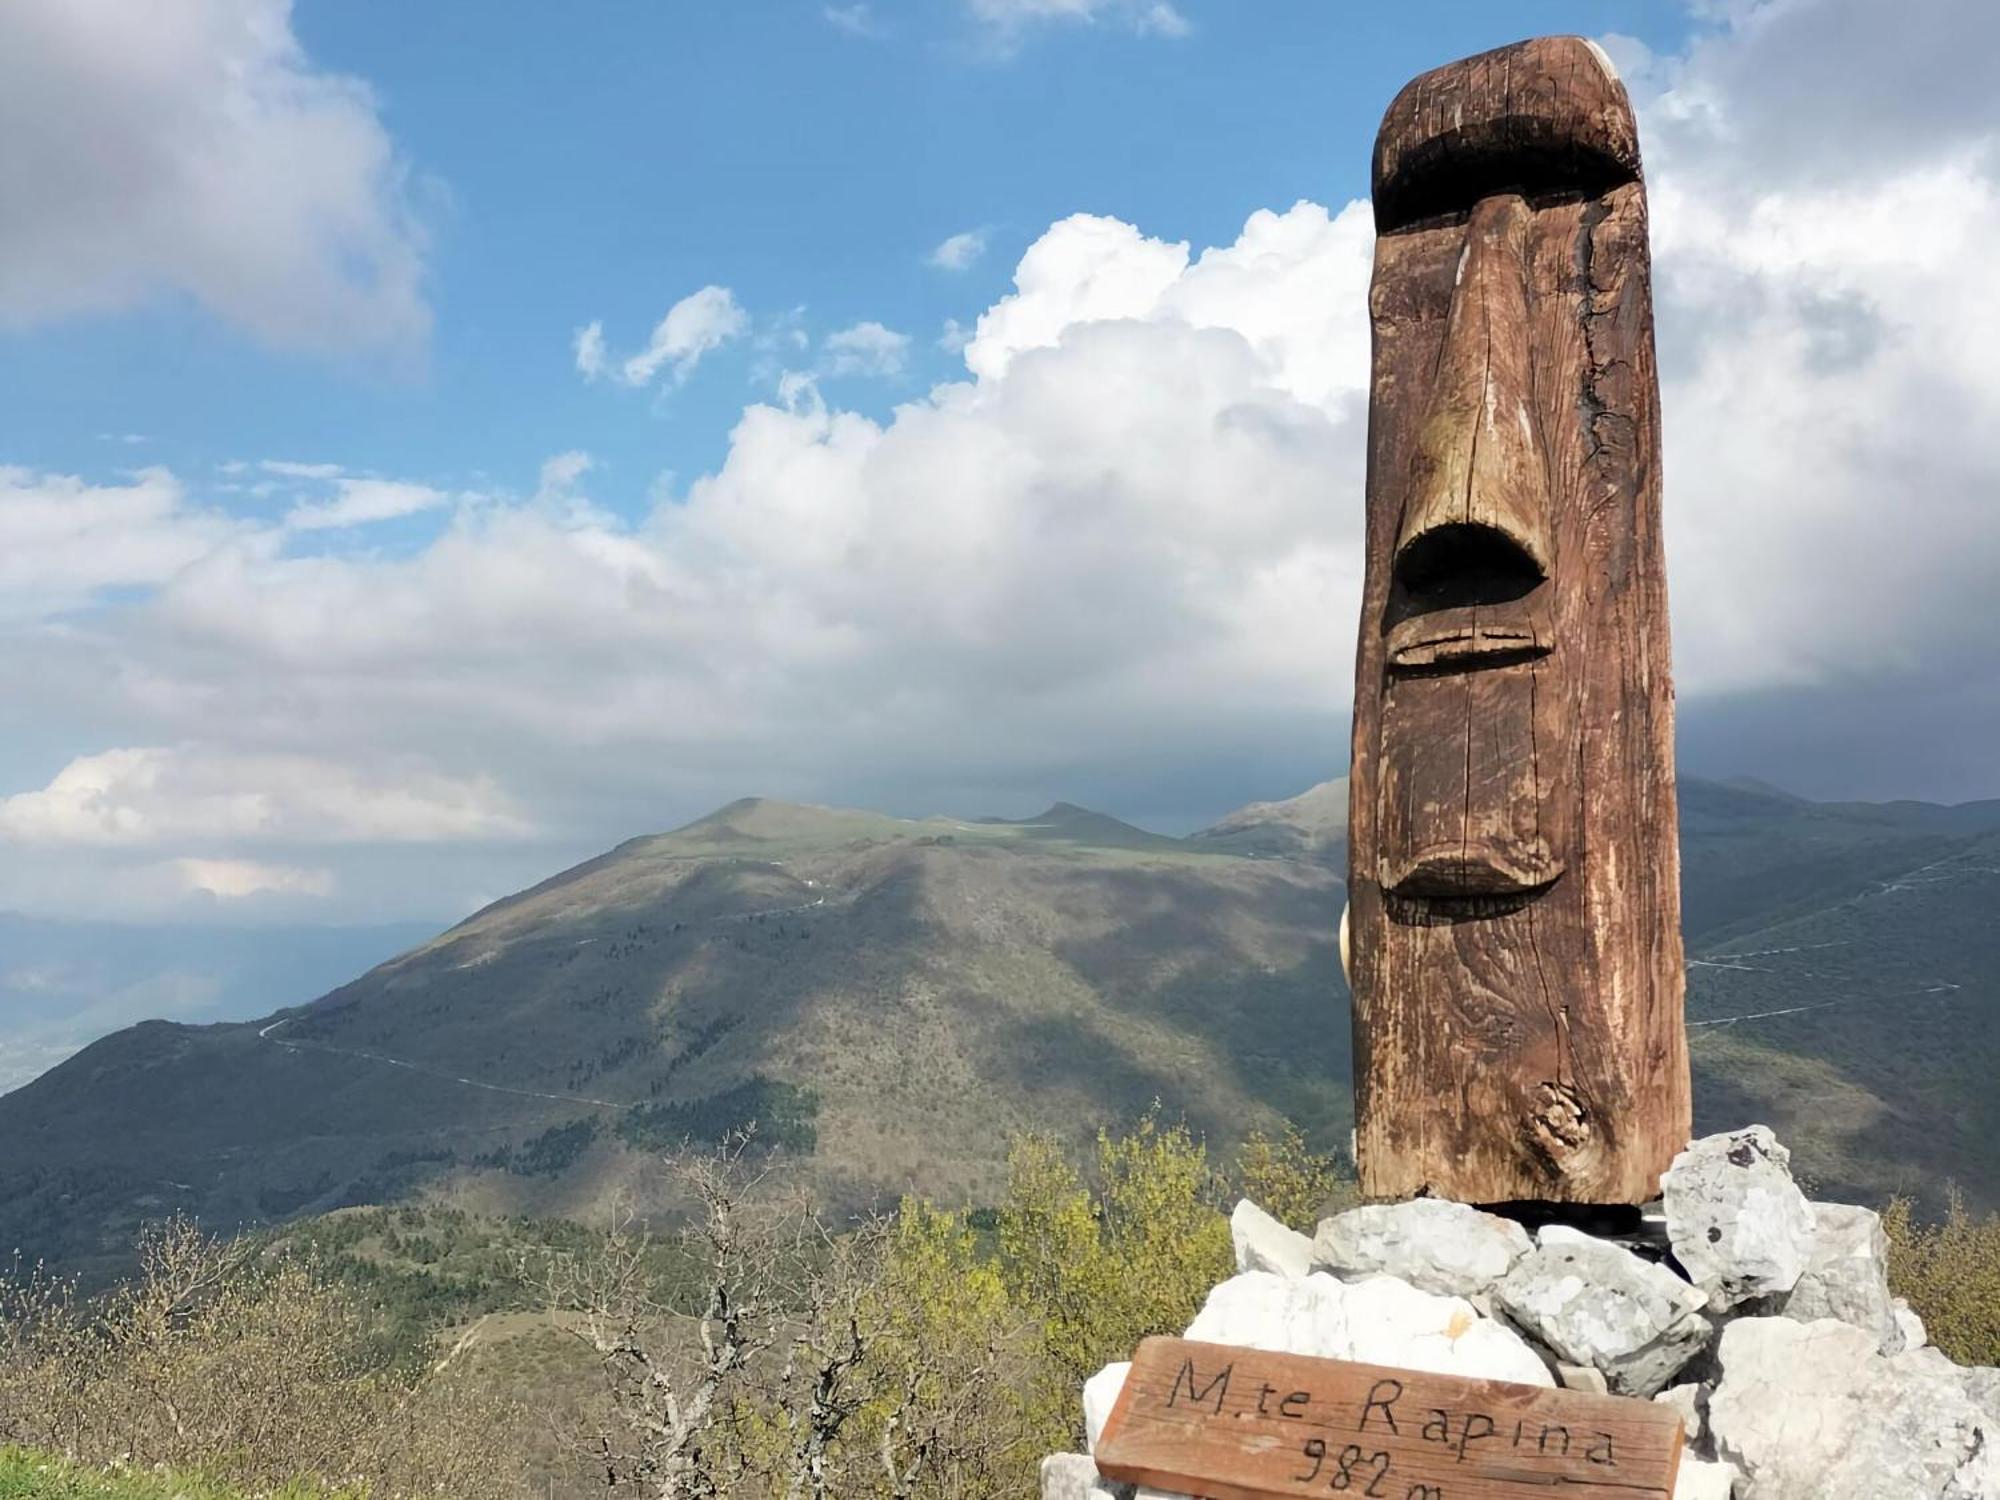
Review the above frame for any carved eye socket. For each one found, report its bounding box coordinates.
[1374,128,1638,234]
[1395,522,1543,610]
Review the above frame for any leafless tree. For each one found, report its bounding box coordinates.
[537,1133,1036,1499]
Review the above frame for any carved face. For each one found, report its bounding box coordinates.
[1347,37,1687,1205]
[1366,44,1644,908]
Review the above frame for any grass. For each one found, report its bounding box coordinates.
[0,1449,359,1500]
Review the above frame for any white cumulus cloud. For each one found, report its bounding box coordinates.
[176,857,333,900]
[286,478,447,532]
[822,321,913,377]
[573,321,608,380]
[824,4,880,37]
[0,746,529,848]
[929,230,990,271]
[967,0,1190,40]
[261,460,344,481]
[0,0,430,357]
[579,286,749,389]
[9,0,2000,919]
[0,466,245,619]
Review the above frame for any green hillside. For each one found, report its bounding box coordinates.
[1687,827,2000,1206]
[0,797,1346,1281]
[2,776,1996,1281]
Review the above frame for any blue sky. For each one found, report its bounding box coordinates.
[6,0,2000,937]
[4,1,1693,513]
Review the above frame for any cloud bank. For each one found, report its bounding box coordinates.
[0,0,430,357]
[7,0,2000,922]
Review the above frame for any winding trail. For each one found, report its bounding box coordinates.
[1686,845,1995,1031]
[257,1016,632,1109]
[1688,983,1962,1031]
[251,888,832,1106]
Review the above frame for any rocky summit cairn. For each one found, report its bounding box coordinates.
[1039,1126,1999,1500]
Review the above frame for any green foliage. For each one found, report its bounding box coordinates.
[0,1447,358,1500]
[996,1111,1236,1448]
[1236,1122,1356,1232]
[1092,1112,1236,1350]
[1884,1189,2000,1366]
[995,1132,1106,1384]
[5,1113,1355,1499]
[615,1076,820,1154]
[862,1200,1041,1496]
[473,1117,601,1177]
[245,1205,659,1367]
[0,1220,515,1499]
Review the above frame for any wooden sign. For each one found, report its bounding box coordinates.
[1095,1338,1683,1500]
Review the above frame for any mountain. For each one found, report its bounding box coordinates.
[0,798,1346,1280]
[1686,820,2000,1207]
[4,777,1997,1281]
[0,916,436,1093]
[1187,777,1348,864]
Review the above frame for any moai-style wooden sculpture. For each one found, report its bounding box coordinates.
[1347,37,1690,1206]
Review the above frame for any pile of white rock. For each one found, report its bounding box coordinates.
[1041,1126,1999,1500]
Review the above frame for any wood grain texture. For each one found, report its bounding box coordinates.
[1348,36,1690,1205]
[1095,1337,1684,1500]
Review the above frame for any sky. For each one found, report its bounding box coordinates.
[4,0,2000,930]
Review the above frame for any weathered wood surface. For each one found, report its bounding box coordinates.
[1347,36,1690,1205]
[1095,1337,1684,1500]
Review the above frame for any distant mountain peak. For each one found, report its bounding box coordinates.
[663,796,904,846]
[981,801,1181,849]
[1718,775,1807,803]
[1192,778,1350,866]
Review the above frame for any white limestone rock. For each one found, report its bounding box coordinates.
[1536,1223,1599,1249]
[1492,1229,1712,1397]
[1179,1270,1552,1389]
[1663,1128,1818,1310]
[1673,1457,1740,1500]
[1230,1198,1314,1280]
[1655,1381,1708,1446]
[1339,1273,1554,1388]
[1707,1316,2000,1498]
[1780,1202,1898,1352]
[1963,1365,2000,1422]
[1040,1453,1130,1500]
[1312,1198,1534,1298]
[1893,1298,1928,1353]
[1557,1361,1610,1394]
[1082,1362,1130,1454]
[1182,1271,1348,1358]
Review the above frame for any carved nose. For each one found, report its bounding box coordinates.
[1394,194,1553,606]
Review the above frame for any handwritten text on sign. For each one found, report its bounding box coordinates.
[1093,1337,1684,1500]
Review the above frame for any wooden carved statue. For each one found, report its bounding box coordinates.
[1346,36,1690,1206]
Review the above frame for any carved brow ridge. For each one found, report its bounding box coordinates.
[1371,35,1641,233]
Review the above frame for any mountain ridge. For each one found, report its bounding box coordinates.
[3,774,1996,1281]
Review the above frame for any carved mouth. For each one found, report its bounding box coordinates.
[1382,840,1563,899]
[1385,607,1551,670]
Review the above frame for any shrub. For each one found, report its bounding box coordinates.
[1236,1121,1356,1232]
[1884,1188,2000,1366]
[536,1141,1037,1498]
[0,1220,519,1499]
[996,1110,1235,1448]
